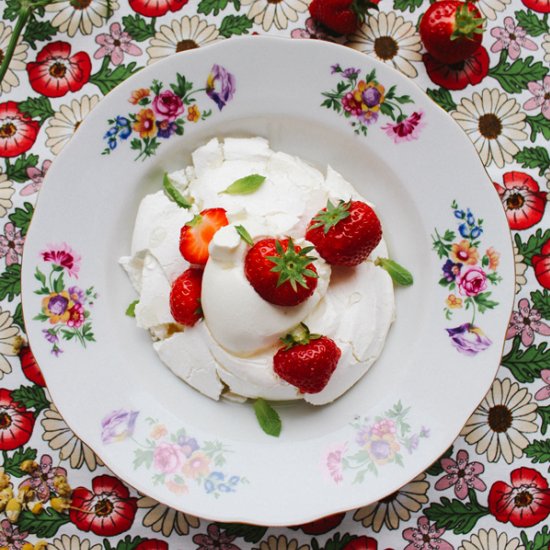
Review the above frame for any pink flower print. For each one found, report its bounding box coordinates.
[153,442,186,474]
[434,449,486,499]
[0,520,28,550]
[0,223,24,266]
[290,17,335,40]
[402,516,453,550]
[458,267,488,297]
[371,418,396,437]
[535,370,550,401]
[490,17,538,59]
[326,444,347,483]
[94,22,142,66]
[193,524,240,550]
[381,111,425,143]
[523,76,550,120]
[506,298,550,346]
[21,159,51,196]
[18,454,67,502]
[41,243,81,278]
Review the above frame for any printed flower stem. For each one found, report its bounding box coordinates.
[0,6,30,85]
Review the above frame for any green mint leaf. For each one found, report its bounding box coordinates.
[539,405,550,435]
[514,146,550,176]
[163,173,192,208]
[11,385,50,416]
[126,300,139,317]
[218,14,254,37]
[526,113,550,142]
[1,447,37,477]
[514,229,550,265]
[501,338,550,383]
[215,524,268,544]
[235,225,254,246]
[9,202,34,236]
[0,264,22,301]
[426,88,457,112]
[221,174,266,195]
[531,289,550,320]
[424,490,489,534]
[489,56,548,94]
[5,153,39,183]
[375,258,414,286]
[18,509,71,538]
[253,398,281,437]
[515,9,549,36]
[22,17,57,50]
[89,61,141,95]
[122,14,156,41]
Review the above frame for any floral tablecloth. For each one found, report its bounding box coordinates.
[1,0,549,547]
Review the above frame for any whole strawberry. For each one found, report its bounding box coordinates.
[245,238,319,307]
[169,268,203,326]
[179,208,228,266]
[306,200,382,266]
[309,0,379,35]
[419,1,485,65]
[274,324,341,394]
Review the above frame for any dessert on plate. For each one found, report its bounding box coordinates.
[120,137,398,406]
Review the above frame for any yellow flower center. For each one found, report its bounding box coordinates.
[478,113,502,140]
[374,36,399,61]
[506,192,525,210]
[94,498,114,516]
[49,62,67,79]
[176,40,199,53]
[514,490,533,508]
[0,122,17,139]
[0,411,12,429]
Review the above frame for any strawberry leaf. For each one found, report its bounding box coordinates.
[163,173,192,208]
[253,398,281,437]
[220,174,266,195]
[375,258,413,286]
[235,225,254,246]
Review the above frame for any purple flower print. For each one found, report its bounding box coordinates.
[152,90,184,121]
[178,435,199,457]
[447,323,492,356]
[101,409,139,444]
[535,370,550,401]
[206,65,236,111]
[434,449,486,499]
[490,17,537,60]
[47,294,69,316]
[94,22,142,66]
[67,285,85,304]
[0,520,28,550]
[20,159,51,196]
[193,524,240,550]
[381,111,425,144]
[523,76,550,120]
[506,298,550,346]
[402,516,453,550]
[156,119,178,138]
[0,223,24,266]
[442,259,462,282]
[42,329,58,344]
[18,454,67,502]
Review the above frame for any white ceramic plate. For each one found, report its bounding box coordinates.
[22,37,515,525]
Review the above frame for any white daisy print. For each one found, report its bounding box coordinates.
[542,33,550,64]
[451,88,527,168]
[45,95,101,155]
[47,535,103,550]
[0,172,15,218]
[242,0,309,32]
[460,377,538,464]
[0,308,19,380]
[477,0,511,20]
[459,527,525,550]
[46,0,120,37]
[347,11,422,79]
[138,496,200,536]
[147,15,219,65]
[0,22,28,95]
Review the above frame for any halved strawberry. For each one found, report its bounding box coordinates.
[273,324,341,393]
[169,268,203,326]
[245,238,318,307]
[179,208,228,266]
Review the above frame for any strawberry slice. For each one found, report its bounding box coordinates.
[179,208,228,266]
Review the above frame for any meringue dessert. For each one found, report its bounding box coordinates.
[120,137,395,406]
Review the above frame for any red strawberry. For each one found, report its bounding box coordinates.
[273,324,341,394]
[169,268,203,326]
[179,208,228,266]
[19,345,46,387]
[419,1,485,65]
[245,238,318,307]
[532,239,550,290]
[306,200,382,266]
[309,0,379,35]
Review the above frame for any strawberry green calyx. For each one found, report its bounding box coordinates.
[280,323,322,350]
[451,3,485,40]
[310,200,351,234]
[352,0,379,23]
[186,213,203,228]
[267,239,318,291]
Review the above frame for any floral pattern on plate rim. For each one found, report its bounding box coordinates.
[321,64,425,142]
[432,201,502,356]
[33,243,96,356]
[102,64,236,161]
[101,410,247,497]
[325,401,429,484]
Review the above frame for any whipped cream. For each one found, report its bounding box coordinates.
[121,137,395,405]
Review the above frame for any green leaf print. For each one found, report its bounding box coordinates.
[219,14,253,37]
[515,9,550,36]
[514,146,550,176]
[426,88,457,112]
[1,447,38,477]
[524,439,550,470]
[514,229,550,266]
[488,55,549,94]
[122,14,156,41]
[501,338,550,383]
[18,509,71,538]
[531,290,550,320]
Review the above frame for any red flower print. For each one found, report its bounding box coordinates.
[532,238,550,290]
[0,102,40,158]
[193,524,240,550]
[70,475,138,536]
[135,541,169,550]
[488,466,550,527]
[0,388,35,451]
[129,0,189,17]
[423,47,490,91]
[521,0,550,12]
[434,449,486,499]
[26,41,91,98]
[493,171,546,230]
[41,242,81,278]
